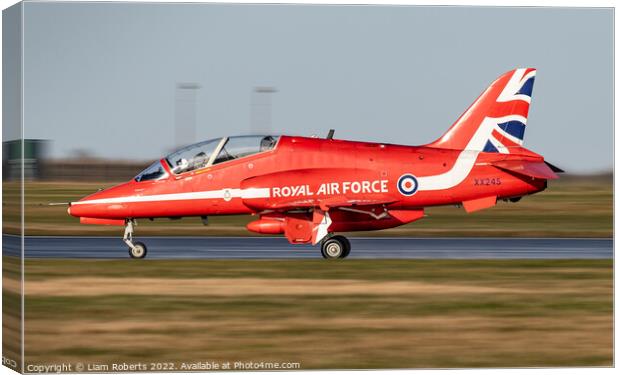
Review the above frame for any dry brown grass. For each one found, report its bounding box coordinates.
[24,312,612,368]
[19,258,612,369]
[24,277,526,297]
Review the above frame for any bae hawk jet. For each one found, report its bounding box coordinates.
[68,68,562,259]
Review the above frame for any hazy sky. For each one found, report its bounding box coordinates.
[6,2,614,172]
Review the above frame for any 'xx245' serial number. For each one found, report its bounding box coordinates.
[474,178,501,186]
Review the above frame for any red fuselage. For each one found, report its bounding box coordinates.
[69,135,546,227]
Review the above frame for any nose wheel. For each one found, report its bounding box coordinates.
[320,235,351,259]
[129,241,148,259]
[123,219,148,259]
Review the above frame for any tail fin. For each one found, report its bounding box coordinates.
[428,68,536,153]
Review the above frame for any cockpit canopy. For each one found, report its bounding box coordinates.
[134,135,280,182]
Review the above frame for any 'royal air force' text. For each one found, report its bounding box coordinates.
[272,180,389,198]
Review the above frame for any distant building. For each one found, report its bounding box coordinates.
[2,139,49,180]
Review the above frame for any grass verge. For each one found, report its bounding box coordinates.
[18,257,613,369]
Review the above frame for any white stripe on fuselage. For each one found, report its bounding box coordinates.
[72,188,270,205]
[416,114,497,191]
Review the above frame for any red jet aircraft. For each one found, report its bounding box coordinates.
[68,68,562,259]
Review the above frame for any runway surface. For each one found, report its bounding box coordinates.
[2,235,613,259]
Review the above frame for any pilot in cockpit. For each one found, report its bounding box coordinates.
[260,136,277,152]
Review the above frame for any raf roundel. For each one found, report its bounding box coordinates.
[397,174,419,196]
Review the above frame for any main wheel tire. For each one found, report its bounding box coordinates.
[339,236,351,258]
[321,236,346,259]
[129,241,148,259]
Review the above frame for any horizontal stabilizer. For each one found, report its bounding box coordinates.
[545,161,565,173]
[492,160,559,180]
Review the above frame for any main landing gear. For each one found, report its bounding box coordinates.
[123,219,147,259]
[320,235,351,259]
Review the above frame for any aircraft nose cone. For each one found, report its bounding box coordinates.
[68,182,134,219]
[68,198,96,218]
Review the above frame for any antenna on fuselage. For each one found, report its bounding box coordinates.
[326,129,335,140]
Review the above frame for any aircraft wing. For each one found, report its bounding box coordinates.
[261,196,397,211]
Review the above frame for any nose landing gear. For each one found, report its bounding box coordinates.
[320,235,351,259]
[129,241,147,259]
[123,219,148,259]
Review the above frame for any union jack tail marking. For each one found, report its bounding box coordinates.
[428,68,536,154]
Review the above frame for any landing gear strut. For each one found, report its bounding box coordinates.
[320,235,351,259]
[123,219,147,259]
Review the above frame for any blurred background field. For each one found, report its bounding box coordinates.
[3,173,612,237]
[9,256,611,368]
